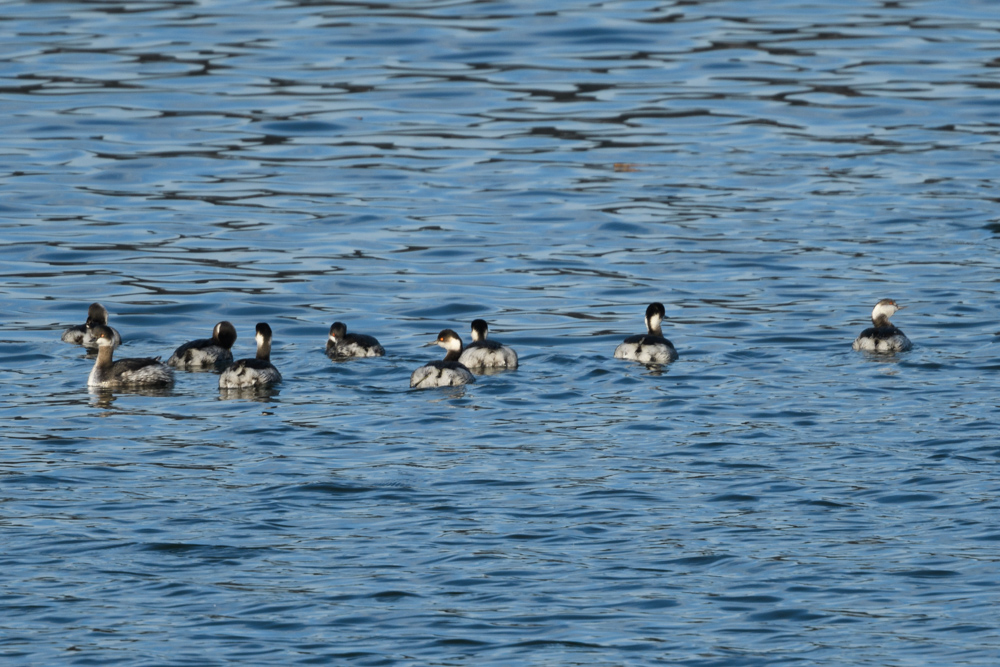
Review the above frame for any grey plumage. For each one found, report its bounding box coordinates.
[219,322,281,388]
[458,319,518,370]
[168,321,237,368]
[614,302,678,364]
[62,302,121,350]
[853,299,912,352]
[87,324,173,387]
[410,329,475,388]
[326,322,385,359]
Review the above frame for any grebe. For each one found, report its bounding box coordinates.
[168,321,237,368]
[218,322,282,388]
[410,329,476,388]
[458,319,518,370]
[614,302,679,364]
[87,324,173,387]
[852,299,912,352]
[62,302,121,350]
[326,322,385,358]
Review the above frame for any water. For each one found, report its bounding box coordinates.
[2,0,1000,663]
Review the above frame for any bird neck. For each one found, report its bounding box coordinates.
[95,345,114,368]
[872,314,892,328]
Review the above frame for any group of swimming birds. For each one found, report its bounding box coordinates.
[62,298,912,390]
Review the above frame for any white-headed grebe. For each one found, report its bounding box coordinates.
[87,324,173,387]
[219,322,282,388]
[410,329,476,388]
[852,299,912,352]
[614,302,679,364]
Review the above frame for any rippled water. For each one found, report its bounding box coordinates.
[2,0,1000,664]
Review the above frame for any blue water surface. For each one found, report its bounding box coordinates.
[1,0,999,664]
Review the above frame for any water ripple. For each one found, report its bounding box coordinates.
[1,0,999,664]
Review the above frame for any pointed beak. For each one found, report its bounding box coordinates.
[423,339,438,347]
[896,304,906,310]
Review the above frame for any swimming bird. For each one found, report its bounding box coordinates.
[326,321,385,358]
[218,322,282,388]
[410,329,476,388]
[168,321,237,368]
[62,302,121,350]
[87,324,173,387]
[614,302,679,364]
[852,299,912,352]
[458,319,518,370]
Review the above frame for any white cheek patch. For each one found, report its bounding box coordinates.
[872,303,897,321]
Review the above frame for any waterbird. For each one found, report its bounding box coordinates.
[410,329,476,388]
[219,322,282,388]
[325,321,385,359]
[87,324,173,387]
[457,319,518,370]
[613,302,679,364]
[852,298,912,352]
[168,321,237,368]
[62,302,121,350]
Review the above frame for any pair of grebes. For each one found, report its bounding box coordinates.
[63,298,910,390]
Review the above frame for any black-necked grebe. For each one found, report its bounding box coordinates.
[62,302,121,350]
[614,302,679,364]
[326,321,385,359]
[219,322,282,388]
[168,321,237,368]
[410,329,476,388]
[87,324,173,387]
[458,319,518,370]
[852,299,912,352]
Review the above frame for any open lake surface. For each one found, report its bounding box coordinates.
[2,0,999,664]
